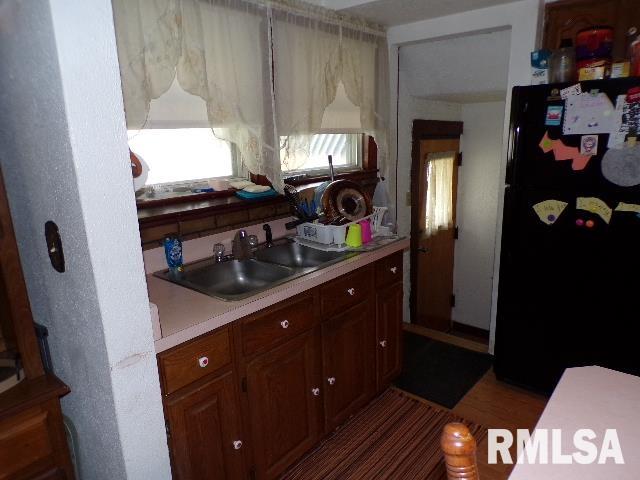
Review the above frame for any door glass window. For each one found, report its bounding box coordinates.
[424,151,456,236]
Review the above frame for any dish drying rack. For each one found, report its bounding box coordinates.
[295,207,389,251]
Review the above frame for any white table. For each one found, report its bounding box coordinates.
[509,366,640,479]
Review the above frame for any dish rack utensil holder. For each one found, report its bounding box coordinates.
[296,207,388,245]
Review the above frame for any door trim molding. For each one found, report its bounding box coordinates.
[409,120,463,326]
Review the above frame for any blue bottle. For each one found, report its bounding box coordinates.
[163,234,184,275]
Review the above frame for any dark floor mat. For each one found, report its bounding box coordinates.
[394,332,493,409]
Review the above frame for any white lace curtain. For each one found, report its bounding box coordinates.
[424,151,456,238]
[112,0,388,192]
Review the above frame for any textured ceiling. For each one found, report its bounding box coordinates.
[399,28,511,103]
[310,0,518,26]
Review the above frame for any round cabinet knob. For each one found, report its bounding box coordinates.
[347,288,356,296]
[311,387,320,396]
[280,320,290,329]
[233,440,243,450]
[390,267,397,274]
[379,340,388,348]
[327,377,336,385]
[198,356,209,368]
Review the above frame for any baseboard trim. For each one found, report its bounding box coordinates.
[451,321,490,341]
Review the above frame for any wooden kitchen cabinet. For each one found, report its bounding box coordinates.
[543,0,640,58]
[165,371,245,480]
[321,301,376,432]
[245,329,322,480]
[375,282,403,390]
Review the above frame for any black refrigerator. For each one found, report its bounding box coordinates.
[494,77,640,393]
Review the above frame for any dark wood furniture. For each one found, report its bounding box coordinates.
[0,167,74,480]
[441,423,479,480]
[543,0,640,58]
[157,251,404,479]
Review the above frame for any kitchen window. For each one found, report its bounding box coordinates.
[280,133,362,175]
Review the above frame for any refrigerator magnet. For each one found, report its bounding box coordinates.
[545,105,564,126]
[580,135,598,156]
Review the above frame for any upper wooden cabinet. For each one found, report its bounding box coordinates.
[543,0,640,58]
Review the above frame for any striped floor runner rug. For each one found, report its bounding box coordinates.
[281,388,486,480]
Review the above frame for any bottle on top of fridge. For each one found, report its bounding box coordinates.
[549,38,576,83]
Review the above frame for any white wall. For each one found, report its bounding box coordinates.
[388,0,542,349]
[453,101,506,330]
[0,1,171,478]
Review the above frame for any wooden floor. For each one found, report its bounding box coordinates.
[401,324,548,480]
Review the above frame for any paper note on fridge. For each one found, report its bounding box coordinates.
[615,202,640,213]
[533,200,568,225]
[563,93,615,135]
[576,197,613,224]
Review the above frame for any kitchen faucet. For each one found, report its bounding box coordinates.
[263,223,273,247]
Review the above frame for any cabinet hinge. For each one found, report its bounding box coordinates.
[454,226,459,240]
[241,377,247,393]
[165,422,171,438]
[450,294,456,308]
[457,153,462,166]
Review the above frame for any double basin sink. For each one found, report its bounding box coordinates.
[155,240,354,301]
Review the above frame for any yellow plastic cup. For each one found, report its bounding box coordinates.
[345,223,363,248]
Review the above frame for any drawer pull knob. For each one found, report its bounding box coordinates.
[198,356,209,368]
[233,440,243,450]
[312,387,320,396]
[347,288,356,296]
[390,267,397,274]
[379,340,388,348]
[327,377,336,385]
[280,319,290,329]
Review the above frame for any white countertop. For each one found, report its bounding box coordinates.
[147,237,409,353]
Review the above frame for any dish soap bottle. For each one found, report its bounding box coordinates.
[550,38,576,83]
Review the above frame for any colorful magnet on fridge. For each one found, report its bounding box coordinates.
[533,199,568,225]
[580,135,598,156]
[585,220,595,228]
[576,219,585,227]
[545,105,564,126]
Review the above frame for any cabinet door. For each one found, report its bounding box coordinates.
[376,282,403,390]
[246,329,322,480]
[322,301,375,432]
[165,371,245,480]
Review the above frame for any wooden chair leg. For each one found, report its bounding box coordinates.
[441,422,479,480]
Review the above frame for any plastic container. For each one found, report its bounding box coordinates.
[549,38,576,83]
[576,26,614,62]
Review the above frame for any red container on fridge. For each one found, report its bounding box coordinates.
[576,26,614,61]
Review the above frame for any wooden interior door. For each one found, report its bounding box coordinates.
[322,301,375,432]
[246,329,322,480]
[415,138,460,331]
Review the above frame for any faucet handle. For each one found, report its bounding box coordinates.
[248,235,259,248]
[213,243,225,261]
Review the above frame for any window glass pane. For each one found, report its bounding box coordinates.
[128,128,233,186]
[424,151,455,237]
[280,133,359,172]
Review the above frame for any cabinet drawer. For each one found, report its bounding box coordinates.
[320,267,373,317]
[376,252,403,287]
[159,327,232,395]
[242,293,316,356]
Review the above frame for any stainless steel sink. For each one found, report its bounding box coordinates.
[155,259,296,301]
[255,241,347,269]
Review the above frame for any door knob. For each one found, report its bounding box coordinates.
[347,288,356,296]
[311,387,320,396]
[280,320,290,329]
[379,340,387,348]
[327,377,336,385]
[390,267,397,274]
[233,440,243,450]
[198,356,209,368]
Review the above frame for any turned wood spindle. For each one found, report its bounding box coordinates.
[441,422,479,480]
